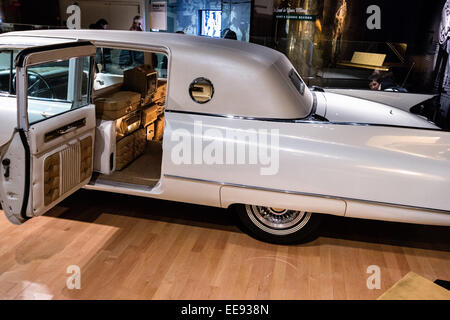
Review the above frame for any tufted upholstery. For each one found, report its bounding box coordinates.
[116,111,141,140]
[141,105,159,128]
[116,134,135,171]
[44,152,60,206]
[146,123,155,141]
[133,129,146,158]
[154,115,165,141]
[95,91,141,120]
[154,82,167,102]
[123,65,158,106]
[80,136,93,182]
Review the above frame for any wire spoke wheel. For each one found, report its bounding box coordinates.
[246,205,312,235]
[235,204,322,244]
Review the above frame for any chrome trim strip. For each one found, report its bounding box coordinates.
[164,109,303,122]
[164,109,445,131]
[164,174,450,214]
[88,178,155,192]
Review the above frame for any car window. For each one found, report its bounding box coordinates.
[0,51,12,93]
[0,50,19,93]
[289,69,305,95]
[27,56,92,125]
[94,48,167,91]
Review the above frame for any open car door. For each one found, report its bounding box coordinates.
[0,42,97,224]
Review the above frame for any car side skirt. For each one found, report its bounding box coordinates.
[170,175,450,227]
[85,175,450,227]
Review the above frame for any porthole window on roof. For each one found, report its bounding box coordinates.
[189,77,214,104]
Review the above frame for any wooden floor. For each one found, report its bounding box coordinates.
[0,189,449,300]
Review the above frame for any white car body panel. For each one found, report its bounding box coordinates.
[0,96,18,147]
[325,88,436,112]
[162,112,450,212]
[86,109,450,227]
[0,36,75,49]
[345,201,450,226]
[0,30,448,229]
[317,92,438,129]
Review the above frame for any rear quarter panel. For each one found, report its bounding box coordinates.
[162,112,450,213]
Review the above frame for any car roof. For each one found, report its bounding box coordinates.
[1,29,281,62]
[0,34,76,49]
[0,30,313,119]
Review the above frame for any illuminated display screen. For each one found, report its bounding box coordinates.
[200,10,222,38]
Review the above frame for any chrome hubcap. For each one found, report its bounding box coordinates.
[247,205,309,230]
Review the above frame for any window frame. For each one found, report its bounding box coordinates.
[26,56,95,126]
[92,44,169,98]
[13,42,97,130]
[0,49,17,96]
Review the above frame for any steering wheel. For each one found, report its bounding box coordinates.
[12,70,54,99]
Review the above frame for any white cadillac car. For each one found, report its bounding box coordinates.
[0,30,449,244]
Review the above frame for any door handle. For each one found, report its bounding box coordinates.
[45,118,86,142]
[2,158,10,178]
[57,125,78,135]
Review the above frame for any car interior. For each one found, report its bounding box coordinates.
[90,47,167,188]
[0,47,168,190]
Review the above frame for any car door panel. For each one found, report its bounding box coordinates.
[0,42,96,224]
[0,131,28,224]
[28,104,95,154]
[30,106,95,216]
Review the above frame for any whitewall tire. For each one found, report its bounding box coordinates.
[235,204,323,244]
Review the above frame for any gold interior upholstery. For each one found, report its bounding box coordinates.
[95,91,141,120]
[116,111,141,140]
[154,82,167,102]
[123,65,158,107]
[93,66,166,175]
[146,123,155,141]
[116,134,135,171]
[133,129,146,158]
[44,152,60,206]
[154,116,165,141]
[142,94,153,107]
[80,136,93,182]
[141,105,159,127]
